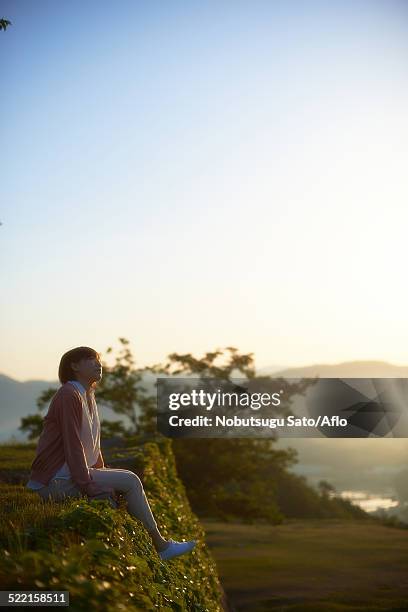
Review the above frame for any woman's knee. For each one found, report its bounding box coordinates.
[122,470,143,491]
[116,470,143,489]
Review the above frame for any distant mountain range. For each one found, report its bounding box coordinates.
[272,360,408,378]
[0,374,58,441]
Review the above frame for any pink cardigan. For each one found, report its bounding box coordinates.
[28,382,104,495]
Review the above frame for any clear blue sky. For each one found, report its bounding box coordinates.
[2,0,408,380]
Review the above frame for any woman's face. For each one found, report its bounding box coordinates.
[71,356,102,383]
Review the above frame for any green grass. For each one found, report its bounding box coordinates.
[0,439,225,611]
[202,518,408,612]
[0,441,37,472]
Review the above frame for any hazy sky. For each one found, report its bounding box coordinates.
[2,0,408,381]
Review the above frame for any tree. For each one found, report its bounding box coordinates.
[95,337,156,435]
[100,418,129,438]
[19,414,43,440]
[19,388,57,441]
[147,345,257,380]
[144,345,318,434]
[143,346,319,522]
[36,387,58,412]
[317,480,336,497]
[0,19,12,31]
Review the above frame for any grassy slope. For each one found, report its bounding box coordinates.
[0,439,225,611]
[202,519,408,612]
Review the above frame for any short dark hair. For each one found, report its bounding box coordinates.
[58,346,101,384]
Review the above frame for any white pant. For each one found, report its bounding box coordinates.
[37,467,159,534]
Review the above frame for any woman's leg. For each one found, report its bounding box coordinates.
[88,467,169,551]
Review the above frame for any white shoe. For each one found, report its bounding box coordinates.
[158,538,196,561]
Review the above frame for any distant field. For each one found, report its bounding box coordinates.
[0,441,37,472]
[201,518,408,612]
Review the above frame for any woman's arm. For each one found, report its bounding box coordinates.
[92,449,105,469]
[58,388,109,496]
